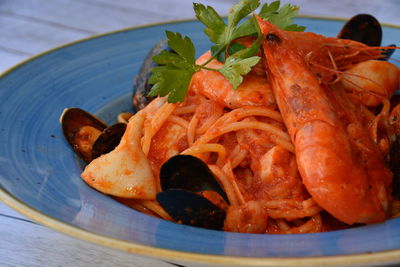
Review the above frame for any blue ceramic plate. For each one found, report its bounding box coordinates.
[0,17,400,266]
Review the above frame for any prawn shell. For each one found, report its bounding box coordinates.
[60,107,107,163]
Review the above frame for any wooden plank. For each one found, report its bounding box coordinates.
[0,13,88,54]
[0,213,175,267]
[81,0,400,25]
[0,202,32,221]
[0,0,179,33]
[81,0,235,18]
[0,50,30,73]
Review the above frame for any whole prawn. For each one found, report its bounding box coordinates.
[257,17,392,224]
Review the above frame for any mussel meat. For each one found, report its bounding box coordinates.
[338,14,396,60]
[60,108,126,163]
[133,39,168,110]
[156,155,228,230]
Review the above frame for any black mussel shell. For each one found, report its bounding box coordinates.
[91,123,127,160]
[157,189,226,230]
[338,14,382,47]
[133,39,169,110]
[160,154,229,202]
[60,108,108,163]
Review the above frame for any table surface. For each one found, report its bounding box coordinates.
[0,0,399,266]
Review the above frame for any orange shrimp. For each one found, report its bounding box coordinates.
[257,17,392,224]
[191,51,276,109]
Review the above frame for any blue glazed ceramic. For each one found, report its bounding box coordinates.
[0,17,400,266]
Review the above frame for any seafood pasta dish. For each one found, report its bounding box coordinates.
[61,0,400,234]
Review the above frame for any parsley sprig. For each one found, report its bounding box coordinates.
[148,31,199,103]
[148,0,305,103]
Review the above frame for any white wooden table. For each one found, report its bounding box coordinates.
[0,0,399,266]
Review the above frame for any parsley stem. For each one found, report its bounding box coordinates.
[199,57,214,68]
[199,45,227,68]
[200,66,219,71]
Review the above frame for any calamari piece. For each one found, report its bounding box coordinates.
[81,111,157,199]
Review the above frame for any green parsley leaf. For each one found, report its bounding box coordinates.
[164,31,196,67]
[227,0,260,29]
[259,0,280,17]
[229,19,256,40]
[210,43,226,62]
[218,56,260,89]
[148,66,196,103]
[194,0,261,62]
[260,1,306,31]
[229,23,262,60]
[148,31,198,103]
[227,43,247,56]
[217,18,262,88]
[235,1,306,37]
[193,3,225,43]
[284,23,306,32]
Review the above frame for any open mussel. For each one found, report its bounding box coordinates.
[338,14,396,60]
[133,39,168,110]
[60,108,126,163]
[156,155,228,230]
